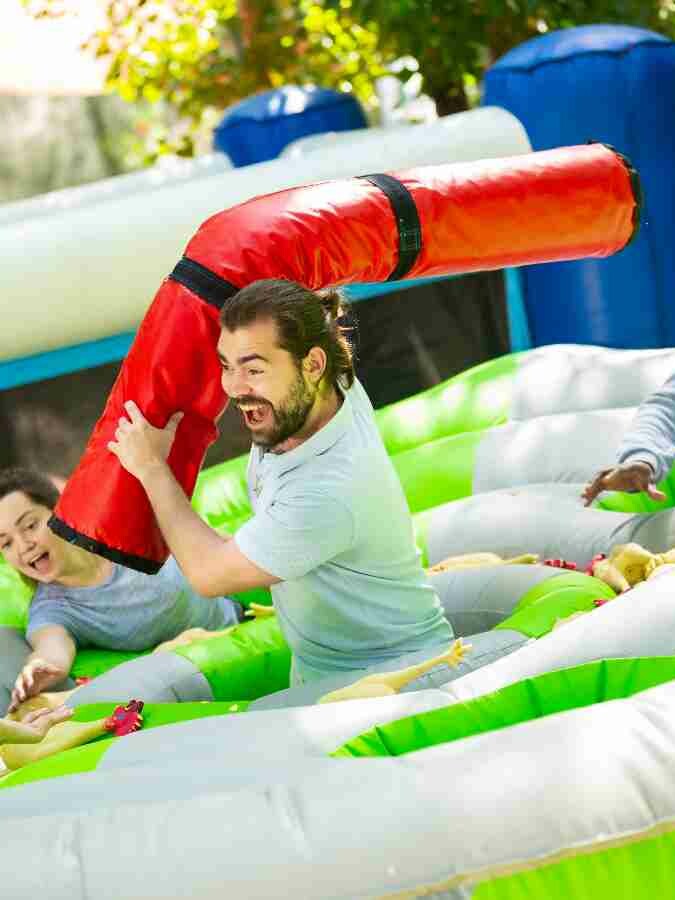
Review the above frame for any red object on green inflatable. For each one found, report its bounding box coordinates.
[103,699,144,737]
[50,143,640,573]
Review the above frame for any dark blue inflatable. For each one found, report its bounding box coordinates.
[484,25,675,349]
[213,86,367,167]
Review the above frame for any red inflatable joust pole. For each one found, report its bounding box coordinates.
[50,143,641,573]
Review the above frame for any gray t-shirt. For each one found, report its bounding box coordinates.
[235,378,452,684]
[27,556,241,651]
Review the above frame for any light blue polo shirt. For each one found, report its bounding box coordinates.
[235,378,452,684]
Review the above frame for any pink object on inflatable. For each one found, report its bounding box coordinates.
[50,144,640,572]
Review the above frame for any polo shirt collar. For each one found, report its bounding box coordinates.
[257,384,353,477]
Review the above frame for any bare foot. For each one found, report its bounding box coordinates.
[9,688,78,722]
[153,626,234,654]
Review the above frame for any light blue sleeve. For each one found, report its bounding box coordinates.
[26,591,78,641]
[617,372,675,482]
[234,490,355,580]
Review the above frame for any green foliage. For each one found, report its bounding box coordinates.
[38,0,386,158]
[332,0,675,113]
[22,0,675,155]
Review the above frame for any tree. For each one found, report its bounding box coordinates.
[24,0,387,159]
[331,1,675,114]
[23,0,675,155]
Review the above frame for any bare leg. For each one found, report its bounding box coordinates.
[0,701,143,771]
[427,552,539,574]
[0,719,108,771]
[245,603,276,619]
[153,626,235,654]
[318,639,471,704]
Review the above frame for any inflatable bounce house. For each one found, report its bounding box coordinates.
[2,23,675,899]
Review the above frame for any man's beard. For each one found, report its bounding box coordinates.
[236,370,316,450]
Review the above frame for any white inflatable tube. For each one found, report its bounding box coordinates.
[442,574,675,703]
[472,406,637,494]
[1,679,674,899]
[0,106,530,361]
[510,344,675,420]
[0,153,232,228]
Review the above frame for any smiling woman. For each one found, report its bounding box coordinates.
[0,466,243,710]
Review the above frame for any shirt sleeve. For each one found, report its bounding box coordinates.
[234,490,355,580]
[617,372,675,482]
[26,593,74,640]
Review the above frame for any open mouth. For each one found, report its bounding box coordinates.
[27,551,50,575]
[237,402,270,428]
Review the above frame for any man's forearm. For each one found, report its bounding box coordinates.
[139,461,277,597]
[140,461,228,585]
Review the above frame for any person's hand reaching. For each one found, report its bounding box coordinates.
[9,658,66,712]
[581,462,666,507]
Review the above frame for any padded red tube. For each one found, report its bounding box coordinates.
[51,143,639,572]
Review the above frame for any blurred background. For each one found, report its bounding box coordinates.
[2,0,674,480]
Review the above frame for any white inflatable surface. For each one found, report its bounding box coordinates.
[0,107,530,361]
[0,153,232,227]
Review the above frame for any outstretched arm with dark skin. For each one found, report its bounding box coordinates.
[583,374,675,506]
[582,461,666,507]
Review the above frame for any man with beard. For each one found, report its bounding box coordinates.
[109,279,452,685]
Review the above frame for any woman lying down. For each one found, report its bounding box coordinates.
[0,468,243,713]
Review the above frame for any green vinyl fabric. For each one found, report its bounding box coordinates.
[172,616,290,701]
[0,564,32,630]
[374,351,521,455]
[471,827,675,900]
[494,572,616,639]
[333,656,675,758]
[392,430,483,515]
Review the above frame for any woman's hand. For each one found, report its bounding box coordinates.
[9,658,66,712]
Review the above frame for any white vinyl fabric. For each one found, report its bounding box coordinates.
[1,669,675,899]
[473,406,636,493]
[424,484,675,567]
[0,153,232,228]
[510,344,675,420]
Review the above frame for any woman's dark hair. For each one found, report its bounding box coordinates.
[0,467,59,510]
[220,279,355,390]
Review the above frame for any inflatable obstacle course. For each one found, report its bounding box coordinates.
[4,344,675,713]
[50,144,641,573]
[3,345,675,895]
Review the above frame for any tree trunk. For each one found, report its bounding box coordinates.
[431,82,470,117]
